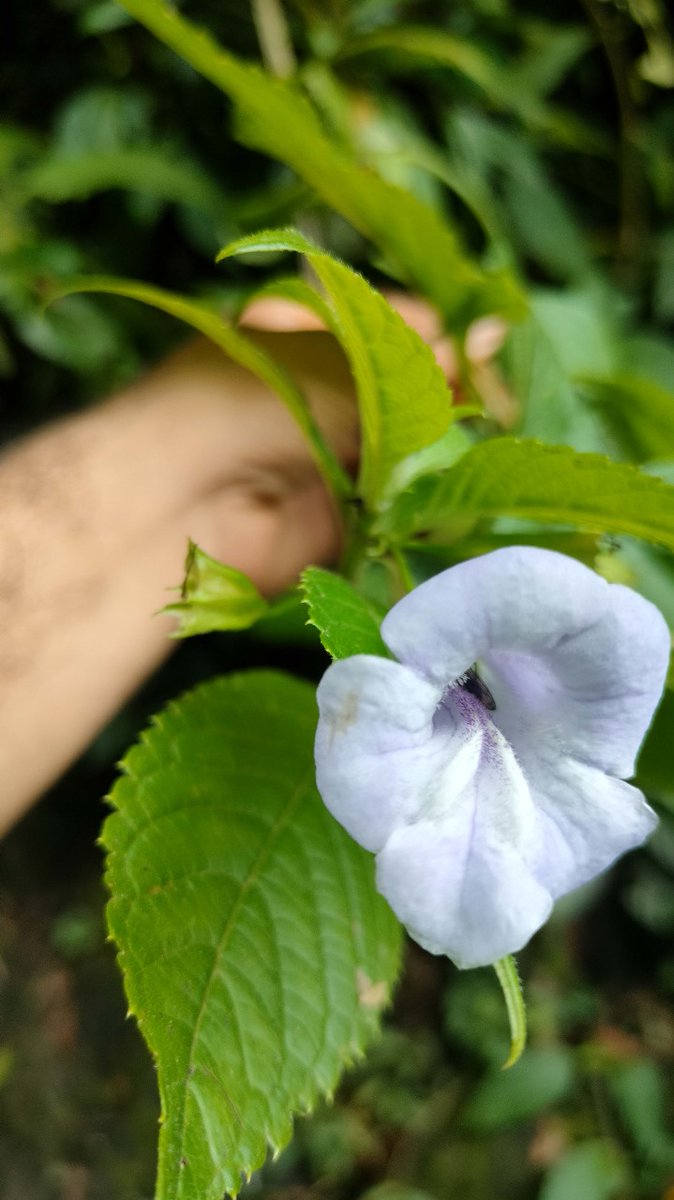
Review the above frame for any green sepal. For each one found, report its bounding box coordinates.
[493,955,527,1069]
[163,541,268,637]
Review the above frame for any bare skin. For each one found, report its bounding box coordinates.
[0,327,357,833]
[0,299,505,834]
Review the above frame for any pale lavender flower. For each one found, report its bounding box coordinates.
[315,547,670,968]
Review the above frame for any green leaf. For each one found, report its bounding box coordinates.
[163,541,268,637]
[337,26,516,101]
[300,567,389,660]
[655,228,674,321]
[387,424,472,496]
[503,293,614,453]
[104,672,402,1200]
[379,126,509,252]
[615,539,674,635]
[50,84,153,153]
[360,1186,437,1200]
[499,147,591,282]
[338,27,602,151]
[443,119,592,281]
[49,274,351,499]
[462,1046,575,1131]
[636,690,674,806]
[113,0,524,325]
[219,229,453,505]
[530,288,618,379]
[624,860,674,935]
[376,438,674,553]
[580,374,674,463]
[25,149,229,223]
[443,968,512,1067]
[540,1141,628,1200]
[620,332,674,393]
[78,0,134,33]
[515,24,593,98]
[607,1059,674,1171]
[14,293,126,374]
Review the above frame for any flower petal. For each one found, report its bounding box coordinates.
[374,704,553,968]
[481,580,669,778]
[366,691,551,969]
[376,823,552,969]
[382,545,669,778]
[381,547,611,687]
[520,748,658,898]
[314,655,442,852]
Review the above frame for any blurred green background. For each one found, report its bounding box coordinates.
[2,1,674,1197]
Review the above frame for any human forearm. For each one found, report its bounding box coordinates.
[0,330,355,831]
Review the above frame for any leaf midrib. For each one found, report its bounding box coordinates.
[166,764,315,1198]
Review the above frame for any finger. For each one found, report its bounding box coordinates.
[466,317,508,364]
[239,296,327,332]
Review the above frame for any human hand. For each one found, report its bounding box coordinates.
[0,323,357,830]
[0,294,504,830]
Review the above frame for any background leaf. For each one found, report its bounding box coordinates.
[606,1060,674,1179]
[104,672,402,1200]
[114,0,524,325]
[539,1141,628,1200]
[337,25,593,144]
[636,691,674,807]
[503,294,614,452]
[579,375,674,463]
[25,149,229,222]
[300,567,389,660]
[462,1047,575,1131]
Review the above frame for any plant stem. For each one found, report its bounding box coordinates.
[251,0,296,78]
[577,0,644,283]
[389,544,416,597]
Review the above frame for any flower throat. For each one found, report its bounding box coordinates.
[457,667,496,711]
